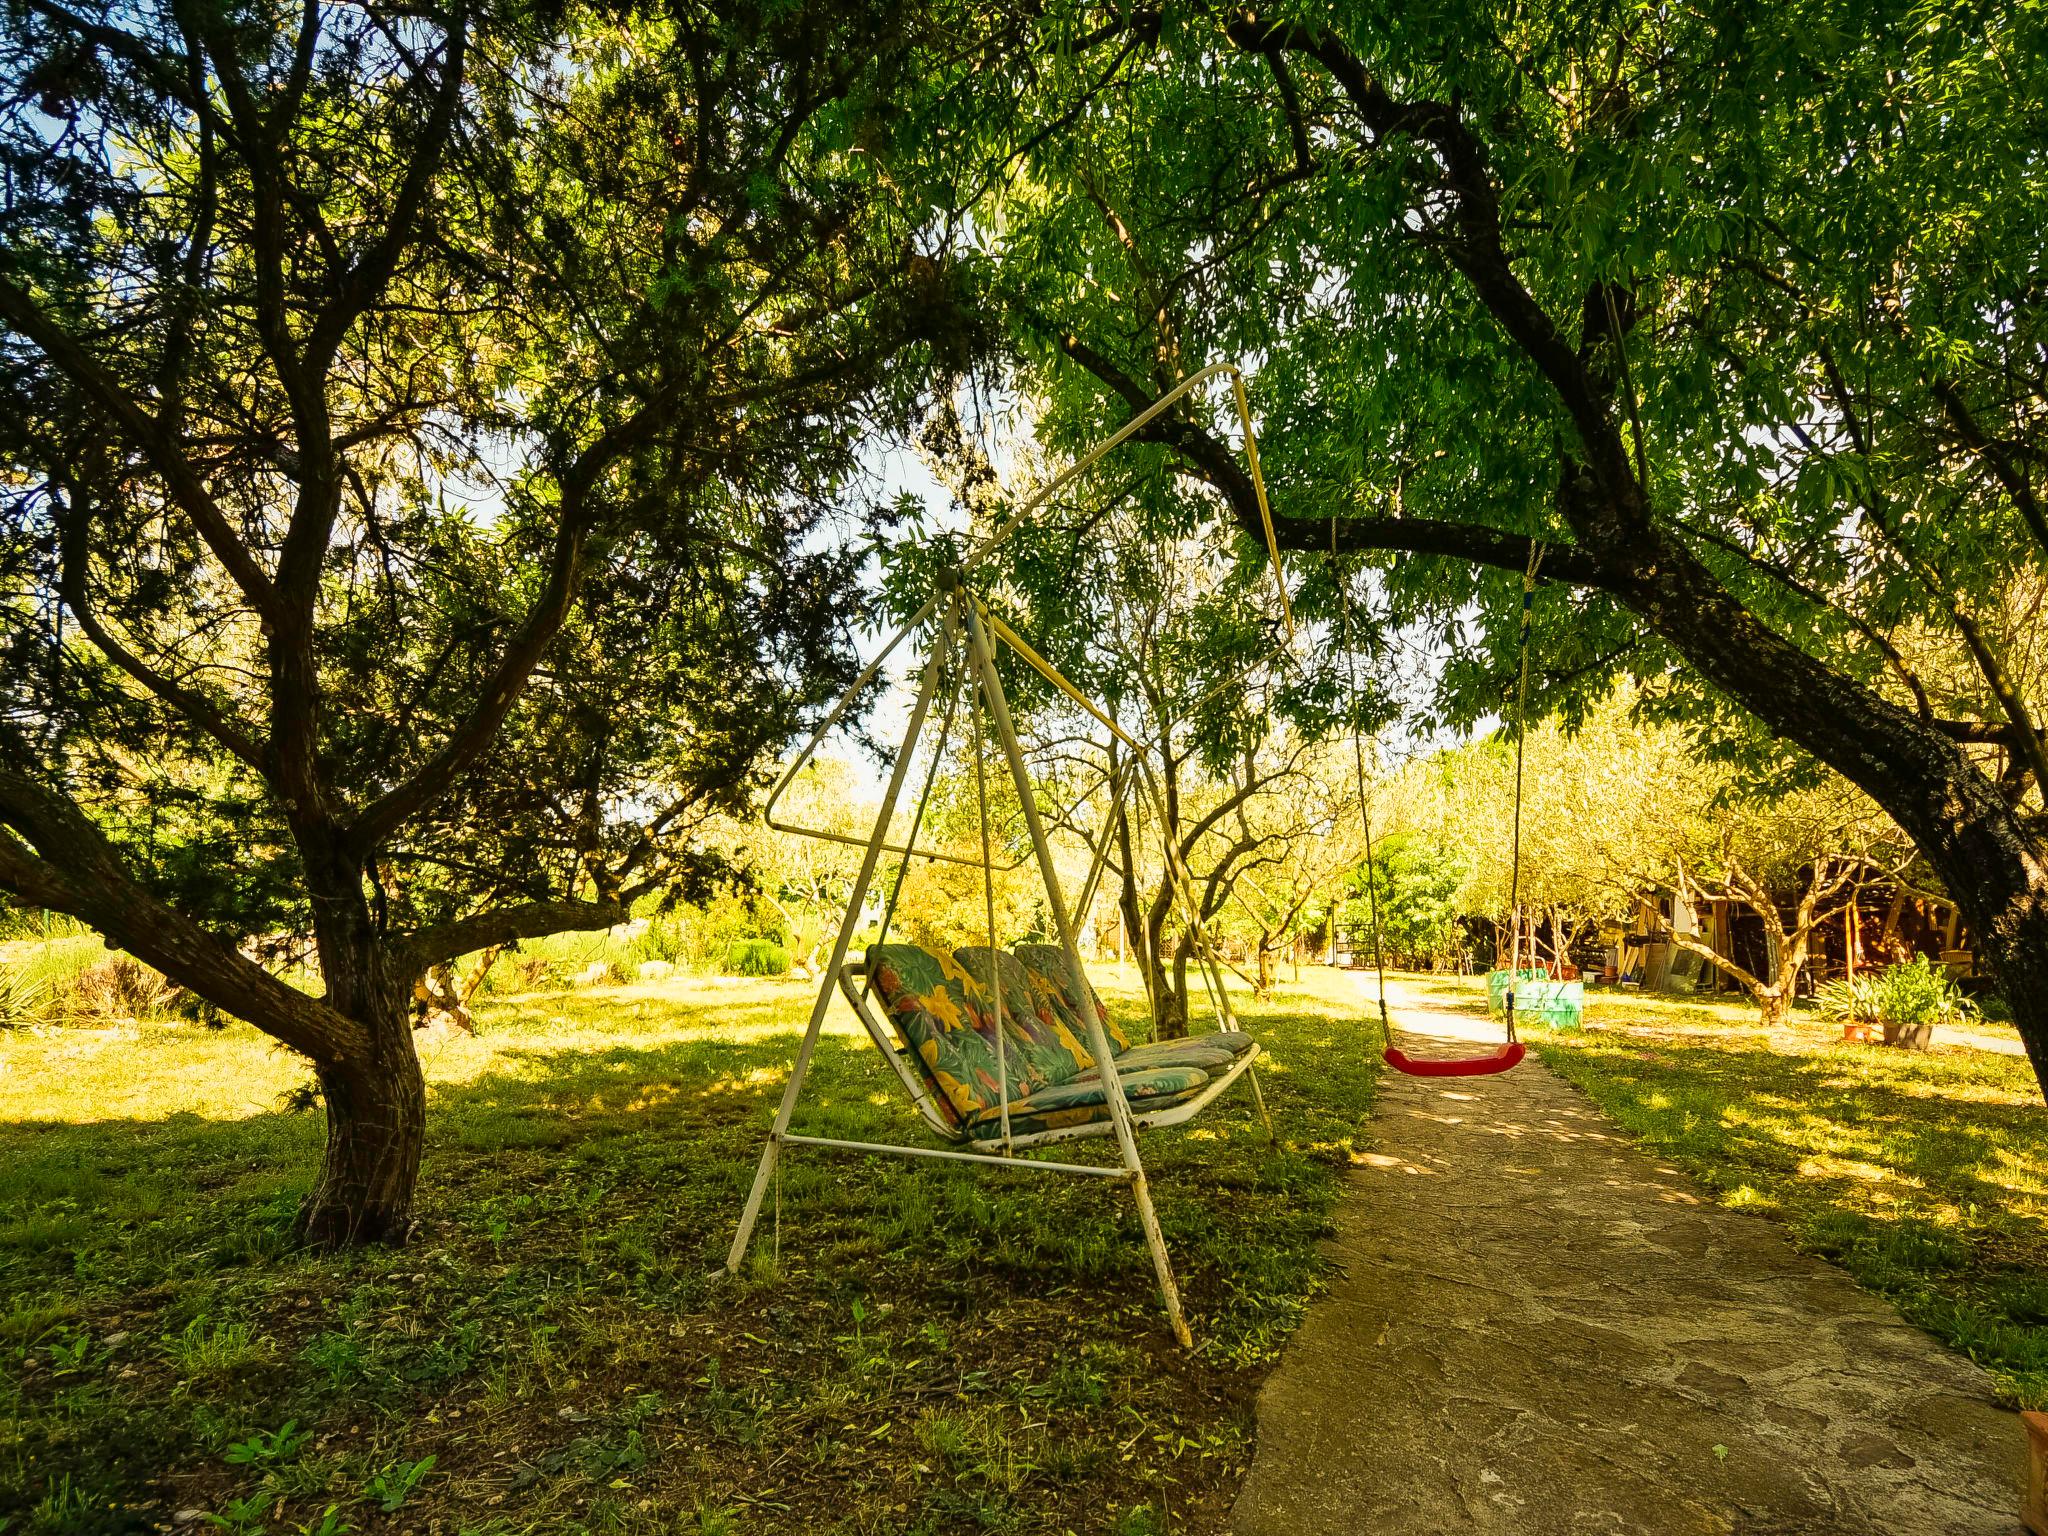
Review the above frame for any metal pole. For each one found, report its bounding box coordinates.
[725,625,952,1276]
[962,597,1014,1152]
[957,581,1194,1348]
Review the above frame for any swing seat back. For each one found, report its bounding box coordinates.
[1382,1042,1527,1078]
[855,942,1263,1146]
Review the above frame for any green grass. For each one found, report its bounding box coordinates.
[0,966,1379,1534]
[1413,978,2048,1410]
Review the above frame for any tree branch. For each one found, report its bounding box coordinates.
[0,761,361,1061]
[400,895,629,971]
[1053,330,1612,586]
[56,495,270,773]
[0,274,279,615]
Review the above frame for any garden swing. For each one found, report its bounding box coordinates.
[725,364,1290,1348]
[1337,542,1538,1078]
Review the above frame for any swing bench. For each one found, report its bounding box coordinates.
[725,361,1292,1348]
[840,942,1261,1147]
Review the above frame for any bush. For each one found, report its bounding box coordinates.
[0,966,49,1028]
[1815,973,1881,1025]
[1867,955,1976,1031]
[725,938,790,976]
[1819,957,1974,1041]
[62,956,182,1022]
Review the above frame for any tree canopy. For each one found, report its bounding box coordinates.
[931,0,2048,1099]
[0,0,985,1236]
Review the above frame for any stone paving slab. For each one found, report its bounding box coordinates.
[1232,980,2026,1536]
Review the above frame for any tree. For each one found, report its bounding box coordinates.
[1002,504,1328,1037]
[750,758,876,977]
[1345,833,1468,973]
[0,0,976,1240]
[971,1,2048,1100]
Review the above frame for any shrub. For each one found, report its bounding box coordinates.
[1820,957,1975,1037]
[1867,955,1976,1031]
[635,915,690,966]
[725,938,790,976]
[61,956,181,1022]
[1814,973,1881,1025]
[507,955,564,992]
[0,966,49,1028]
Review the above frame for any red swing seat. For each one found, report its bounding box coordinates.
[1382,1042,1527,1078]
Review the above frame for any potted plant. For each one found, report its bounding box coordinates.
[1815,973,1881,1043]
[1869,956,1976,1051]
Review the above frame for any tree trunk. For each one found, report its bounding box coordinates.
[1255,939,1277,1000]
[1161,935,1193,1039]
[298,852,427,1247]
[1754,988,1791,1031]
[301,1018,427,1246]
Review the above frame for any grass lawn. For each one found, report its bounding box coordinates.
[0,966,1378,1536]
[1403,975,2048,1411]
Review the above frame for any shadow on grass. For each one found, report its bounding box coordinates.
[0,982,1379,1534]
[1531,1027,2048,1407]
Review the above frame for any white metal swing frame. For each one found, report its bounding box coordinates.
[724,364,1292,1348]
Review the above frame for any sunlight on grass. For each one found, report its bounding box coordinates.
[0,965,1379,1532]
[1416,973,2048,1410]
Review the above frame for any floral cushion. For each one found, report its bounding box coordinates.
[1110,1032,1258,1074]
[963,1064,1212,1141]
[866,943,1056,1126]
[1013,943,1130,1061]
[954,946,1094,1083]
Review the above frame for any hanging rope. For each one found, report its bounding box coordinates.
[1337,559,1393,1052]
[1336,526,1530,1079]
[1503,541,1546,1042]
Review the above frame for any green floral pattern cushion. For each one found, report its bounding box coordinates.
[1013,944,1130,1062]
[954,946,1091,1084]
[1110,1033,1258,1074]
[865,943,1053,1125]
[963,1064,1212,1141]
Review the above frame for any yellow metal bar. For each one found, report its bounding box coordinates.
[1230,371,1294,643]
[974,600,1145,755]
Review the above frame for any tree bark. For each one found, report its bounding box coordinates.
[296,834,429,1245]
[302,1006,427,1246]
[1255,938,1277,999]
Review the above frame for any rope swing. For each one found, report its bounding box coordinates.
[1339,538,1530,1078]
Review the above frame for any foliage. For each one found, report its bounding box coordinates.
[0,966,46,1028]
[1814,975,1881,1028]
[1818,959,1978,1034]
[723,939,792,978]
[1867,957,1980,1033]
[0,0,998,1231]
[1345,834,1466,970]
[940,0,2048,1101]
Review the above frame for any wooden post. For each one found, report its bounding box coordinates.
[2024,1411,2048,1535]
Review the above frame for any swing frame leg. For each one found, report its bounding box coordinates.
[1244,1063,1275,1142]
[960,588,1194,1349]
[726,635,951,1278]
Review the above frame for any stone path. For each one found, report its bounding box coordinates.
[1232,978,2026,1536]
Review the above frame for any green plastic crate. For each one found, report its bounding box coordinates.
[1485,968,1547,1016]
[1511,978,1585,1030]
